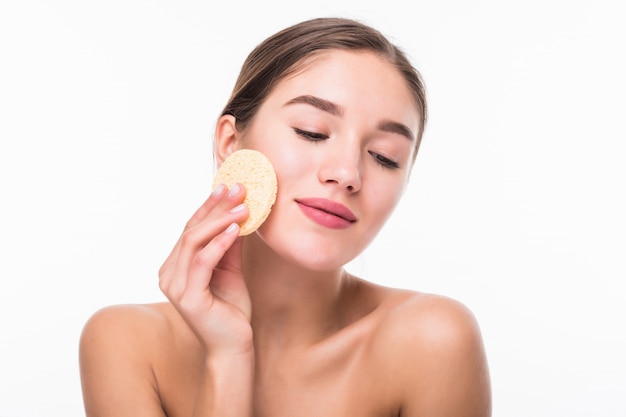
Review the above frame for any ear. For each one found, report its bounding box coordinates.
[214,114,241,165]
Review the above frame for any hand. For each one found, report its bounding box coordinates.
[158,183,253,356]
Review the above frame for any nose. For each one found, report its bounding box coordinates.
[318,148,362,193]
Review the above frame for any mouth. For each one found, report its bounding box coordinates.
[295,198,357,229]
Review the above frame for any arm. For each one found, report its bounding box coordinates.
[191,352,255,417]
[158,183,255,417]
[396,296,492,417]
[79,304,255,417]
[81,185,255,416]
[79,305,167,417]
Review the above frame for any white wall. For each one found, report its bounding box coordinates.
[1,0,624,415]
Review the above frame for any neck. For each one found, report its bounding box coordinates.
[241,233,355,351]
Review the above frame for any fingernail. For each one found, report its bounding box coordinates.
[230,204,247,214]
[212,183,225,196]
[227,183,240,197]
[225,222,239,235]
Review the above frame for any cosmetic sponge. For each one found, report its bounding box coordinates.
[212,149,278,236]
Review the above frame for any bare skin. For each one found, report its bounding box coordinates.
[80,279,490,416]
[79,50,491,416]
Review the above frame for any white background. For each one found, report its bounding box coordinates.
[1,0,625,416]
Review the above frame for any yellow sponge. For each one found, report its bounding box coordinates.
[212,149,278,236]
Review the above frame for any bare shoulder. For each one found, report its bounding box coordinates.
[81,302,169,337]
[356,281,482,344]
[79,301,196,381]
[369,287,492,417]
[380,290,484,347]
[80,302,178,363]
[82,301,180,334]
[79,302,190,416]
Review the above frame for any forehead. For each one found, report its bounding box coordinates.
[267,50,420,132]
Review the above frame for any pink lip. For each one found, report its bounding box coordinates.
[295,198,357,229]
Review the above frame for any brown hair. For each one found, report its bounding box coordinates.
[221,17,428,160]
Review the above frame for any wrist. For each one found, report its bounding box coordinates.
[194,348,255,417]
[205,346,255,373]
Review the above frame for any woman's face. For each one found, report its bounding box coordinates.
[238,50,420,271]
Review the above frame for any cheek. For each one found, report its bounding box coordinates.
[275,150,308,182]
[367,179,405,223]
[264,141,316,190]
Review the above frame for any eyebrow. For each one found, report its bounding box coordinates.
[284,94,414,141]
[284,95,343,117]
[377,120,415,142]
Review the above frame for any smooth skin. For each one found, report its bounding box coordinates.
[80,50,491,417]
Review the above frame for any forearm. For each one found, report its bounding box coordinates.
[192,351,255,417]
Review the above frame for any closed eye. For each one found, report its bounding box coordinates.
[293,128,328,142]
[369,151,400,169]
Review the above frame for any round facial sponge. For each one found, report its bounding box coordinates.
[212,149,278,236]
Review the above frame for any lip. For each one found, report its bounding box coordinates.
[295,198,357,229]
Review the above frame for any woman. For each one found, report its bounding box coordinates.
[80,17,491,416]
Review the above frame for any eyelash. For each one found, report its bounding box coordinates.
[369,151,400,169]
[293,128,400,169]
[294,127,328,141]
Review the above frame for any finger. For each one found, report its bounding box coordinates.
[210,237,251,318]
[185,222,241,297]
[216,234,244,275]
[179,183,246,253]
[161,202,248,300]
[159,184,246,281]
[185,183,227,230]
[159,186,227,280]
